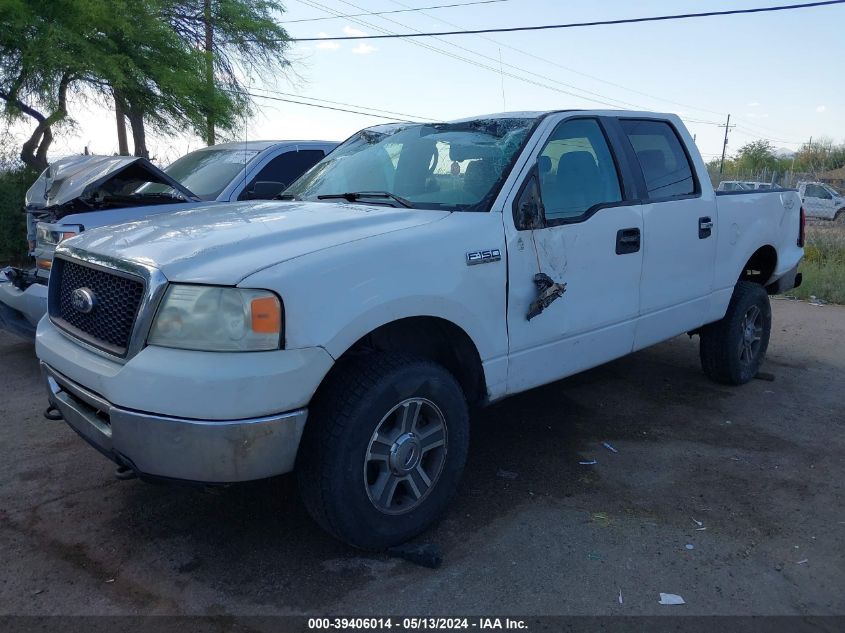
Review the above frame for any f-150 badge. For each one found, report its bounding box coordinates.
[466,249,501,266]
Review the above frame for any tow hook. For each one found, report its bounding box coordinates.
[115,465,138,481]
[44,404,63,421]
[527,273,567,321]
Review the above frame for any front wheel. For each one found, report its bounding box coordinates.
[297,353,469,549]
[699,281,772,385]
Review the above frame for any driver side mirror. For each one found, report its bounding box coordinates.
[512,167,544,231]
[246,181,286,200]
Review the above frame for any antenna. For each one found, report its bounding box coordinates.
[498,48,506,111]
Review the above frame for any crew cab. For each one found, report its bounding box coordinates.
[796,181,844,220]
[0,140,335,339]
[35,111,804,549]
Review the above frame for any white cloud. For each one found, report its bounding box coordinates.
[816,105,827,113]
[351,43,378,55]
[343,26,368,37]
[746,101,760,107]
[315,32,340,50]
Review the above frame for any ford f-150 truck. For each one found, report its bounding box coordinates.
[0,140,335,339]
[36,111,804,549]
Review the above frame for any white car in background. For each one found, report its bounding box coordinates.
[0,140,336,339]
[796,181,845,220]
[717,181,776,192]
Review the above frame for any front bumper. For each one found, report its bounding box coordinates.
[0,274,48,340]
[43,362,307,483]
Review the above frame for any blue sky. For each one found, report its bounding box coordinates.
[30,0,845,164]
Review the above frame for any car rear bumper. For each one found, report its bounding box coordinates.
[43,362,307,483]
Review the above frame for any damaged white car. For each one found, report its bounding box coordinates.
[0,140,335,338]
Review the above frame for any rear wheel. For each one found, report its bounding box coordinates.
[700,281,772,385]
[297,353,469,550]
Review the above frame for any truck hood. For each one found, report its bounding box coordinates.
[62,200,450,285]
[25,155,198,212]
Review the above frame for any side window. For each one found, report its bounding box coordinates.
[621,119,696,198]
[537,118,622,222]
[806,184,831,199]
[240,150,325,199]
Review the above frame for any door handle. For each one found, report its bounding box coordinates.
[615,227,640,254]
[699,216,713,239]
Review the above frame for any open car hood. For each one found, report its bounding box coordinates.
[24,155,199,211]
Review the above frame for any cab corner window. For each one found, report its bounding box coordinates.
[537,118,622,222]
[621,119,695,199]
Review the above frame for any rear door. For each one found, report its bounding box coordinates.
[617,118,718,350]
[504,115,644,394]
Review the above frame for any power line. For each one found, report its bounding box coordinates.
[236,90,425,120]
[246,87,439,121]
[302,0,644,110]
[384,0,731,119]
[284,0,511,23]
[291,1,845,40]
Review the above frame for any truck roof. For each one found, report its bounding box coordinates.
[192,140,337,151]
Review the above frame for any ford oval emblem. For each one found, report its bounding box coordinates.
[71,287,96,314]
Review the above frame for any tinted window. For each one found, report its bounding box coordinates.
[621,119,695,198]
[241,150,325,199]
[537,119,622,221]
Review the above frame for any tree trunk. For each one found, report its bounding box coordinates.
[204,0,215,145]
[1,74,71,172]
[114,91,129,155]
[126,100,149,159]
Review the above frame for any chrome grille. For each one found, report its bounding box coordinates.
[49,257,146,357]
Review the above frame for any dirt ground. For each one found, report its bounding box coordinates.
[0,299,843,617]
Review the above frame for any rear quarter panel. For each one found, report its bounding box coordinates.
[710,190,803,320]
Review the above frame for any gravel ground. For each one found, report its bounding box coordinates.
[0,298,843,617]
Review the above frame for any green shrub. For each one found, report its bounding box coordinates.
[0,167,37,266]
[792,224,845,304]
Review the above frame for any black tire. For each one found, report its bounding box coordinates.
[699,281,772,385]
[297,353,469,550]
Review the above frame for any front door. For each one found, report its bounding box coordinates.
[504,115,644,394]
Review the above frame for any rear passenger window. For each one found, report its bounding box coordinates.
[537,118,622,222]
[621,120,696,198]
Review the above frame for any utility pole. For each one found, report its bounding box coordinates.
[718,114,735,175]
[204,0,215,146]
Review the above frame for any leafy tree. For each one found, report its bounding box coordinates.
[0,0,289,169]
[162,0,290,144]
[733,140,777,172]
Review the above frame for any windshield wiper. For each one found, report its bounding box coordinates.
[276,193,298,200]
[317,191,414,208]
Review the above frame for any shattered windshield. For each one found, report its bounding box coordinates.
[139,148,260,200]
[284,117,537,210]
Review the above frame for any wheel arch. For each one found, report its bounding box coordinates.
[327,316,488,408]
[738,244,778,286]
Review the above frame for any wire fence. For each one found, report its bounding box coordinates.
[707,167,841,191]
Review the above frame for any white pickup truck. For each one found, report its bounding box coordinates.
[36,111,804,549]
[796,181,845,220]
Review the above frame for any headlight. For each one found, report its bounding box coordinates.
[36,223,79,246]
[148,285,282,352]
